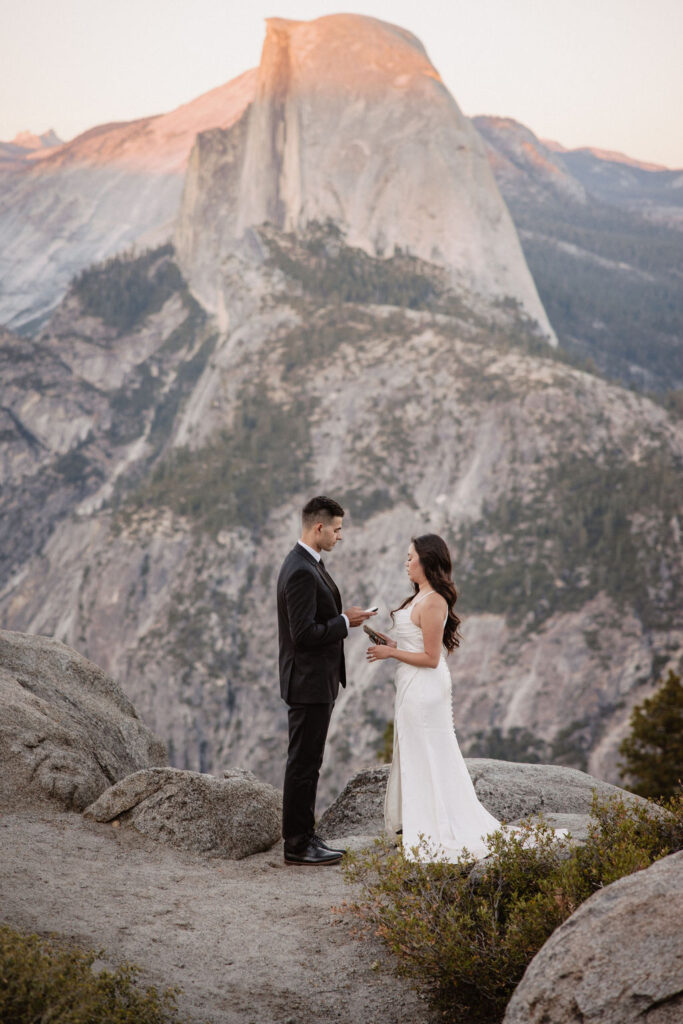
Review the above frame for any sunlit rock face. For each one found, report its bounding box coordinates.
[176,14,555,341]
[0,130,62,166]
[473,116,589,205]
[0,71,257,331]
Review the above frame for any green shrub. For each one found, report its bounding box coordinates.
[72,245,182,334]
[454,450,682,629]
[619,670,683,799]
[339,487,395,524]
[54,448,103,486]
[465,726,548,764]
[508,198,683,391]
[377,720,394,764]
[123,386,313,536]
[341,792,683,1024]
[0,925,182,1024]
[264,220,444,310]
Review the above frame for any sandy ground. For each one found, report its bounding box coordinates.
[0,807,435,1024]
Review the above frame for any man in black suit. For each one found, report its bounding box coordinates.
[277,495,375,865]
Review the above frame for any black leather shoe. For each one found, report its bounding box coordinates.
[284,841,342,866]
[312,834,347,856]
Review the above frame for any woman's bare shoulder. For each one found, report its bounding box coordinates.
[423,591,447,613]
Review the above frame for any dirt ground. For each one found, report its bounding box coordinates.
[0,806,435,1024]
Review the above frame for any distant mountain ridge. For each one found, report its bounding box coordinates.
[475,115,683,391]
[542,139,671,173]
[0,129,62,167]
[0,70,256,332]
[19,70,257,174]
[5,128,62,151]
[557,147,683,218]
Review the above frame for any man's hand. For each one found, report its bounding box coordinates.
[344,606,377,627]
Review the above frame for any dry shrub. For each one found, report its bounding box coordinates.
[0,926,183,1024]
[341,791,683,1023]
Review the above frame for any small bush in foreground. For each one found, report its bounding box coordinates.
[0,925,183,1024]
[341,792,683,1024]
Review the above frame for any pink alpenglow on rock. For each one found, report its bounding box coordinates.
[176,14,555,342]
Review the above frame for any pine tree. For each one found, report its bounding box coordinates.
[618,671,683,799]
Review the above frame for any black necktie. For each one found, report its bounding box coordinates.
[318,559,341,609]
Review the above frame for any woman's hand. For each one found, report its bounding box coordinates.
[366,643,393,663]
[372,630,397,648]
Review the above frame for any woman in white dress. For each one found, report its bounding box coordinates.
[366,534,521,862]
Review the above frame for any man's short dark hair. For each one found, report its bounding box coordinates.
[302,495,345,527]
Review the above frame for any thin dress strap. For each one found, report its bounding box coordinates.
[409,589,435,608]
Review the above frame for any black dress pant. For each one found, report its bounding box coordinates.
[282,701,334,850]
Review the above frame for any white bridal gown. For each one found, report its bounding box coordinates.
[383,594,564,862]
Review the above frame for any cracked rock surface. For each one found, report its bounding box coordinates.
[0,628,166,811]
[84,766,282,859]
[503,850,683,1024]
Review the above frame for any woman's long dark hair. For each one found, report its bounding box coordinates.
[391,534,462,653]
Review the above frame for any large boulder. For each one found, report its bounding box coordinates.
[0,629,166,811]
[84,766,282,859]
[317,759,651,840]
[464,758,650,820]
[503,851,683,1024]
[317,765,390,840]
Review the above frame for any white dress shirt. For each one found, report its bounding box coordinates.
[297,540,349,634]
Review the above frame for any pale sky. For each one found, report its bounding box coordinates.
[2,0,682,168]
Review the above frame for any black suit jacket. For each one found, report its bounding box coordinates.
[277,544,347,704]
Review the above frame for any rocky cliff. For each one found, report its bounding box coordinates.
[4,18,679,397]
[0,129,62,167]
[0,627,166,811]
[1,228,680,800]
[475,116,683,391]
[176,15,554,340]
[0,71,256,331]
